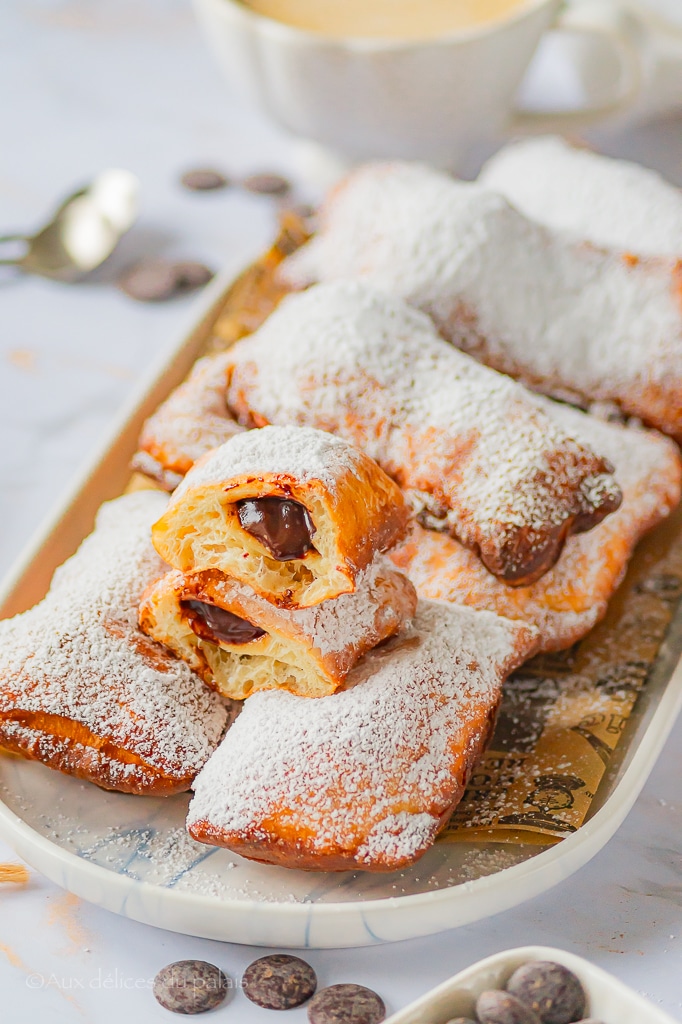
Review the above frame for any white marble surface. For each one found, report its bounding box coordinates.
[2,1,682,1021]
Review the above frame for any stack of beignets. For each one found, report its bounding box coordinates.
[0,492,229,795]
[141,426,417,699]
[135,424,545,872]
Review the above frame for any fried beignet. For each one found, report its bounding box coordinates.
[151,425,411,607]
[280,162,682,440]
[392,402,682,652]
[226,282,621,586]
[139,556,416,699]
[187,600,539,872]
[132,353,243,491]
[480,135,682,258]
[0,493,229,796]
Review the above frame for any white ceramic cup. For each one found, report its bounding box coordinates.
[192,0,642,167]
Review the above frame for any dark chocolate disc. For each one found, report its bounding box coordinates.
[153,960,229,1014]
[506,962,586,1024]
[307,984,386,1024]
[242,172,291,196]
[242,953,317,1010]
[180,168,229,191]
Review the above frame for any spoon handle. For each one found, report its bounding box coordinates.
[0,234,30,266]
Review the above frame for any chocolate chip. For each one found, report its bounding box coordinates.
[173,261,215,289]
[506,962,586,1024]
[477,990,541,1024]
[307,984,386,1024]
[242,172,292,196]
[243,953,317,1010]
[117,260,214,302]
[153,960,229,1014]
[180,168,229,191]
[118,260,179,302]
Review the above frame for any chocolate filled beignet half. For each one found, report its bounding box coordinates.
[480,136,682,258]
[132,352,243,491]
[392,402,682,652]
[187,600,539,872]
[280,162,682,440]
[226,282,622,586]
[151,426,411,607]
[139,558,417,699]
[0,493,229,796]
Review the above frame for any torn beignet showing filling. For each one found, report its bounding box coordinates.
[151,425,411,607]
[0,492,229,796]
[225,281,622,586]
[139,557,417,699]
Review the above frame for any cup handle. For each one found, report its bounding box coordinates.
[509,0,642,133]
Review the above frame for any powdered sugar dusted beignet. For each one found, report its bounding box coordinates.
[226,282,621,586]
[392,402,682,652]
[133,353,243,491]
[480,136,682,258]
[187,600,539,872]
[139,557,416,699]
[0,492,229,796]
[152,426,411,607]
[281,162,682,439]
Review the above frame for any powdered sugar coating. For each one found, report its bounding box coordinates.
[480,136,682,257]
[173,425,366,500]
[226,281,620,581]
[133,352,243,486]
[205,552,415,660]
[281,162,682,437]
[188,599,539,870]
[0,492,228,789]
[393,401,682,651]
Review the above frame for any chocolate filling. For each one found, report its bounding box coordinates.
[236,497,316,561]
[181,599,266,645]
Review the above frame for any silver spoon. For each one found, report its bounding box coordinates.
[0,169,139,281]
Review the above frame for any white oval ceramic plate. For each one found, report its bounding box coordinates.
[1,629,681,949]
[1,269,682,950]
[384,944,678,1023]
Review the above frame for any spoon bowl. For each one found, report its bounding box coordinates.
[0,169,139,281]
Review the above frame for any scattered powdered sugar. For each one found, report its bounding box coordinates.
[394,401,682,651]
[226,281,620,571]
[480,136,682,258]
[0,492,228,782]
[208,552,416,659]
[172,424,365,500]
[280,162,682,435]
[188,600,538,868]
